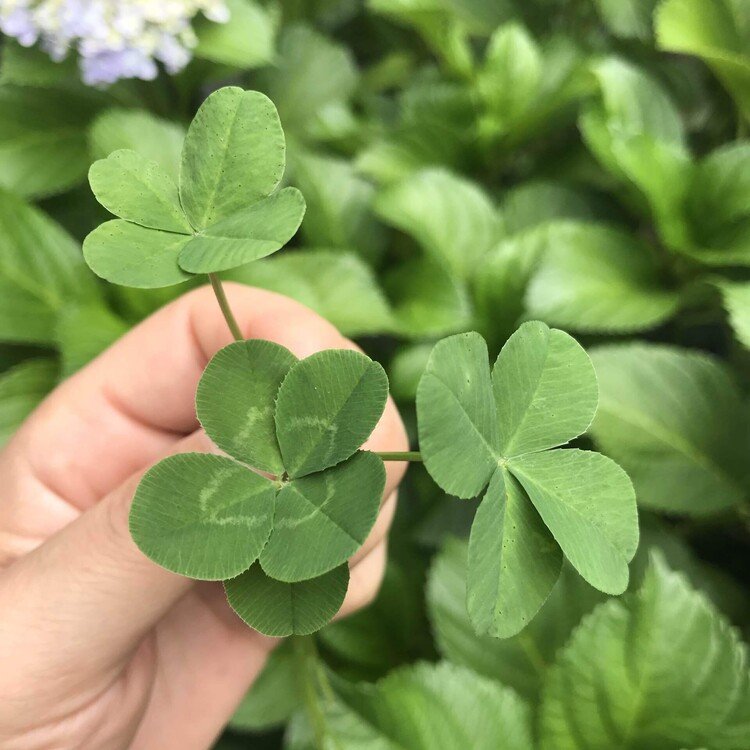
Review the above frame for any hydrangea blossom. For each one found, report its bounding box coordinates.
[0,0,230,85]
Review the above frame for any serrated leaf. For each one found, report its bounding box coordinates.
[374,168,498,279]
[260,451,385,581]
[228,250,394,336]
[275,350,389,477]
[177,187,305,273]
[89,108,185,181]
[493,320,599,455]
[656,0,750,122]
[196,339,298,475]
[540,555,750,749]
[509,449,638,594]
[467,469,562,638]
[179,87,285,230]
[83,220,192,288]
[416,332,500,498]
[129,453,275,580]
[194,0,277,68]
[337,661,534,750]
[524,222,679,332]
[225,562,349,636]
[0,189,100,344]
[590,343,750,514]
[88,149,192,233]
[0,359,57,446]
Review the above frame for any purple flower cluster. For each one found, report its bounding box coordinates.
[0,0,230,85]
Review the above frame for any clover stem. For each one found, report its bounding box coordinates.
[293,636,328,750]
[208,273,243,342]
[375,451,423,462]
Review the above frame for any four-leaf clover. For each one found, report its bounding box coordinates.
[83,87,306,287]
[417,321,639,638]
[129,339,389,636]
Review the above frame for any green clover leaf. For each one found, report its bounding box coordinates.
[83,87,306,288]
[130,339,388,635]
[416,321,639,638]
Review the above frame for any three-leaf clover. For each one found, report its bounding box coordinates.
[416,321,639,638]
[129,338,389,636]
[83,87,306,287]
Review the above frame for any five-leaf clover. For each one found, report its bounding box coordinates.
[129,338,389,636]
[83,87,306,287]
[417,321,639,638]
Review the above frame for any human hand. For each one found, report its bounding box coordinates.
[0,285,407,750]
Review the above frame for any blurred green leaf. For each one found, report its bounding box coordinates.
[195,0,277,68]
[261,25,358,138]
[290,150,384,259]
[525,222,680,332]
[594,0,658,39]
[0,189,100,344]
[590,343,750,514]
[385,257,471,338]
[0,85,99,198]
[375,168,499,279]
[718,279,750,347]
[230,641,301,732]
[55,303,128,378]
[657,0,750,122]
[89,109,185,181]
[581,58,692,247]
[0,359,58,446]
[229,250,394,336]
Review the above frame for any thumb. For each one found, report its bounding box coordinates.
[0,429,214,702]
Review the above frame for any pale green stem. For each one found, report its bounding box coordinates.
[208,273,243,342]
[293,636,328,750]
[375,451,423,462]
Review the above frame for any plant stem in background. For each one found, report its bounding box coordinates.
[293,635,329,750]
[208,273,243,342]
[375,451,423,462]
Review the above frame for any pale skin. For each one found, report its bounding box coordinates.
[0,284,408,750]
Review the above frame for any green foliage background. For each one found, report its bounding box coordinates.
[3,0,750,747]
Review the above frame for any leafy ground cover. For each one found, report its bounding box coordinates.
[3,1,750,748]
